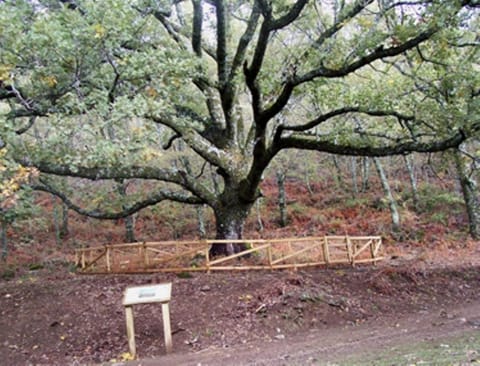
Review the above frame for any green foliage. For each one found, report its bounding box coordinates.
[0,149,38,223]
[0,0,202,171]
[0,0,477,243]
[419,185,464,213]
[431,211,448,225]
[0,266,16,280]
[176,271,193,279]
[343,197,370,209]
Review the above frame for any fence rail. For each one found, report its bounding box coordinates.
[74,236,383,274]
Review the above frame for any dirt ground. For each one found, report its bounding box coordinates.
[0,246,479,366]
[125,301,480,366]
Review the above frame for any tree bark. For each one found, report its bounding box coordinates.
[52,195,62,247]
[117,182,136,243]
[255,198,264,232]
[276,170,288,227]
[331,155,343,187]
[305,169,314,195]
[1,217,7,261]
[196,205,206,239]
[452,150,480,239]
[210,200,252,257]
[361,157,370,192]
[373,157,400,231]
[60,202,69,238]
[350,156,358,197]
[124,215,136,243]
[404,154,420,212]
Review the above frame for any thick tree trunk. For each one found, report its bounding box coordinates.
[374,157,401,232]
[453,150,480,239]
[209,202,252,257]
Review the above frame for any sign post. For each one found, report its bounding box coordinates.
[122,283,172,358]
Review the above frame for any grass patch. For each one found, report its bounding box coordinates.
[337,331,480,366]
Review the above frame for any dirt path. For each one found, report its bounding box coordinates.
[124,300,480,365]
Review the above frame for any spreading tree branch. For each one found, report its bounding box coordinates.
[32,182,203,220]
[295,28,437,84]
[277,107,415,134]
[18,158,216,205]
[278,129,468,157]
[313,0,374,50]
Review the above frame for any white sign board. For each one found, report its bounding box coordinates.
[123,283,172,306]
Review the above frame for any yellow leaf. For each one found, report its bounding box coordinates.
[145,86,158,98]
[93,24,106,38]
[120,352,135,361]
[0,64,12,82]
[357,17,373,28]
[41,75,57,88]
[60,335,66,341]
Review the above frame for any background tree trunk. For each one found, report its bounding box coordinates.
[350,157,358,197]
[117,182,136,243]
[404,154,420,212]
[374,157,401,232]
[52,195,62,247]
[1,217,7,261]
[60,202,69,238]
[331,155,343,187]
[124,215,136,243]
[255,198,264,233]
[196,205,206,239]
[304,169,314,196]
[452,150,480,239]
[361,157,370,192]
[276,170,288,227]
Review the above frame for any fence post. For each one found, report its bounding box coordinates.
[143,242,149,268]
[267,244,273,270]
[370,238,380,266]
[106,246,111,272]
[323,236,330,266]
[346,236,354,266]
[205,241,210,274]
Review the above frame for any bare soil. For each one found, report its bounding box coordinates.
[1,175,480,365]
[1,250,479,366]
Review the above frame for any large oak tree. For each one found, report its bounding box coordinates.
[1,0,478,254]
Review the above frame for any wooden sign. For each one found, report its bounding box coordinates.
[123,283,172,306]
[122,283,173,358]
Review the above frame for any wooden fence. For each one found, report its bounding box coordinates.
[74,236,383,274]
